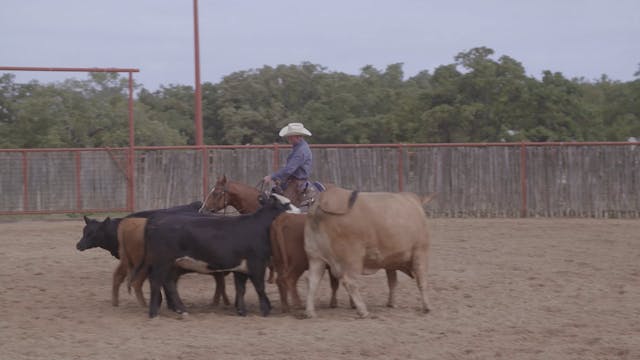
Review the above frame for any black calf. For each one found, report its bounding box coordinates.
[143,193,298,318]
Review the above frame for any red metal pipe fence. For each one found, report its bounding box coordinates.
[0,66,139,214]
[1,141,639,217]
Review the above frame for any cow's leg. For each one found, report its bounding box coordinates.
[212,272,230,306]
[148,265,168,318]
[328,272,340,308]
[275,273,290,313]
[233,272,249,316]
[163,272,187,315]
[266,262,276,284]
[112,262,128,307]
[130,267,147,307]
[289,268,305,309]
[341,273,369,318]
[413,255,431,313]
[249,271,271,317]
[305,258,326,318]
[386,269,398,308]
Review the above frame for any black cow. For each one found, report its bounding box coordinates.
[75,201,230,309]
[141,193,299,318]
[75,201,204,255]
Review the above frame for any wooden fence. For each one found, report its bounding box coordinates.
[1,143,638,217]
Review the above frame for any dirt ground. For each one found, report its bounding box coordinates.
[0,218,638,360]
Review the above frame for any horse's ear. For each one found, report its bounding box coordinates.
[83,215,90,224]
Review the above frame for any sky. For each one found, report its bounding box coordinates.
[1,0,639,91]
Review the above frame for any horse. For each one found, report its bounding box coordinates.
[199,175,342,312]
[199,175,263,215]
[198,174,329,215]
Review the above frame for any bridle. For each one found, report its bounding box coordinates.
[204,184,232,215]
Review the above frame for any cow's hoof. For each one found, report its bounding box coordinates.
[386,303,396,308]
[303,311,317,319]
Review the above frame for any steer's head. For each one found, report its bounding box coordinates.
[258,193,301,214]
[76,216,111,251]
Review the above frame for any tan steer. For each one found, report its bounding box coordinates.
[304,187,432,318]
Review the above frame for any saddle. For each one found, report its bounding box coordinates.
[272,178,326,212]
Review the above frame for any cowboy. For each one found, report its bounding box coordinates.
[262,122,316,207]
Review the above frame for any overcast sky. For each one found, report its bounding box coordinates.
[2,0,639,90]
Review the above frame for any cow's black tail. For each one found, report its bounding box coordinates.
[348,190,359,209]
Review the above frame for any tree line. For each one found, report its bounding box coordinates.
[1,47,639,148]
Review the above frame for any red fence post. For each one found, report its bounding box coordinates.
[127,72,135,212]
[273,143,280,172]
[520,142,527,217]
[201,146,209,199]
[397,145,404,192]
[75,151,82,210]
[193,0,203,147]
[22,151,28,211]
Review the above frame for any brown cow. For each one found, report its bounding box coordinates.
[115,217,147,307]
[304,187,432,318]
[116,217,231,308]
[270,213,339,312]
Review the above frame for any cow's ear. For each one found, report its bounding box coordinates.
[83,215,90,224]
[104,216,111,225]
[257,193,267,205]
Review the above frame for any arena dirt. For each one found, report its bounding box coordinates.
[0,218,638,359]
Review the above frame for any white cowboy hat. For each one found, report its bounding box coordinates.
[279,122,312,137]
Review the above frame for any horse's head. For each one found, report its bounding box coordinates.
[199,175,229,214]
[200,175,263,214]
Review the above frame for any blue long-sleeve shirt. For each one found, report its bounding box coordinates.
[271,139,312,182]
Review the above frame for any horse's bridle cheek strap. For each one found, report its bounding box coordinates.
[222,185,229,215]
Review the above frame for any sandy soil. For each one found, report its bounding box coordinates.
[0,218,638,360]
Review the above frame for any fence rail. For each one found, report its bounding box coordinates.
[1,142,638,217]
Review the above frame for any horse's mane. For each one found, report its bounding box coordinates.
[226,179,260,195]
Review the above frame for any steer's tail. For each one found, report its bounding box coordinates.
[421,193,437,206]
[128,219,151,290]
[274,217,290,274]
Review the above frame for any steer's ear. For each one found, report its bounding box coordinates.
[83,215,90,224]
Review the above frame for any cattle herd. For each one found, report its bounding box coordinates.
[76,177,433,319]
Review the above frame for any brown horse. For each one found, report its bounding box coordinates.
[199,175,341,311]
